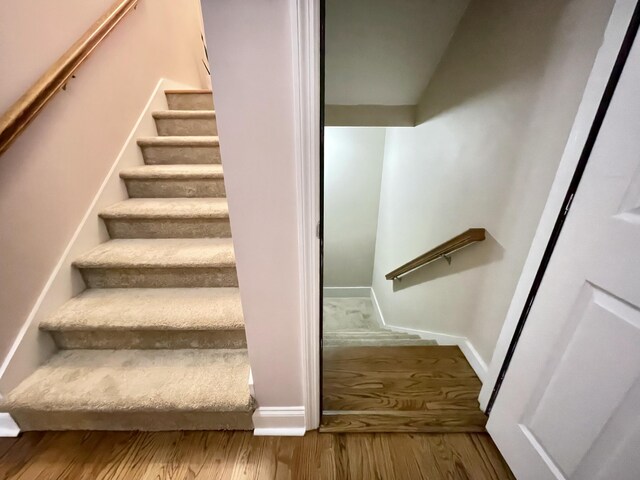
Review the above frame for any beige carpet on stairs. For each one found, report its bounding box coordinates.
[3,89,255,431]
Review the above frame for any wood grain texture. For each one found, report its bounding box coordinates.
[0,430,514,479]
[0,0,138,156]
[386,228,486,279]
[322,346,487,432]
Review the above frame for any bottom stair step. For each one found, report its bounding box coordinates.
[4,349,254,431]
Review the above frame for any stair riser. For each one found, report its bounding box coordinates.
[79,267,238,288]
[124,178,226,198]
[103,218,231,239]
[49,329,247,350]
[155,118,217,136]
[324,340,437,346]
[140,145,221,165]
[11,410,253,431]
[166,93,214,111]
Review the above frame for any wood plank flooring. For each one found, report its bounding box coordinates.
[0,430,514,479]
[321,345,487,432]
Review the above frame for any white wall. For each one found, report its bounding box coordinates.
[324,128,386,287]
[201,0,304,410]
[371,0,616,365]
[325,0,468,106]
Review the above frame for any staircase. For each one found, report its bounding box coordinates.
[322,297,436,347]
[4,89,255,431]
[323,328,437,347]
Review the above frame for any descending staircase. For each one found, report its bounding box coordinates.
[322,298,436,347]
[323,327,437,347]
[4,89,255,431]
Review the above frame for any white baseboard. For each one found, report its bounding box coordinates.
[323,287,371,298]
[248,369,255,398]
[252,407,306,436]
[0,413,20,437]
[369,287,385,328]
[369,288,488,383]
[0,78,195,395]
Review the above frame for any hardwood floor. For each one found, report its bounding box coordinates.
[0,430,514,479]
[321,345,487,432]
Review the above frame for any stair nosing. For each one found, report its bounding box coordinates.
[40,288,244,331]
[165,89,212,94]
[72,239,236,269]
[153,110,215,119]
[137,136,219,147]
[120,165,224,180]
[6,349,253,413]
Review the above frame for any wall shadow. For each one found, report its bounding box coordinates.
[392,231,504,292]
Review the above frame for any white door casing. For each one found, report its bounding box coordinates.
[487,16,640,480]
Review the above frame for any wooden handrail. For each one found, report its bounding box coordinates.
[0,0,138,156]
[386,228,486,280]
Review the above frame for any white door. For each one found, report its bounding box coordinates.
[487,27,640,480]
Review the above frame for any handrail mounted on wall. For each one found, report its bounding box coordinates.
[0,0,138,156]
[386,228,486,280]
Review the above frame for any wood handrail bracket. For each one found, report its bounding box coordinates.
[0,0,138,156]
[385,228,486,280]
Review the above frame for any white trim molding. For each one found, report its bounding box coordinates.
[253,407,306,436]
[290,0,321,431]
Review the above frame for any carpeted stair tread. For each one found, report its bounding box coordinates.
[41,288,243,331]
[120,164,223,180]
[6,349,253,413]
[73,238,235,269]
[99,198,229,220]
[137,136,219,147]
[153,110,216,119]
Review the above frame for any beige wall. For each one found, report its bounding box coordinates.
[324,128,386,287]
[371,0,616,365]
[200,0,304,408]
[0,0,209,364]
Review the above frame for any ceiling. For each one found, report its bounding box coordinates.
[325,0,469,106]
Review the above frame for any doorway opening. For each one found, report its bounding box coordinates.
[319,0,619,432]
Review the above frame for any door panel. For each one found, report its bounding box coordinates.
[488,25,640,480]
